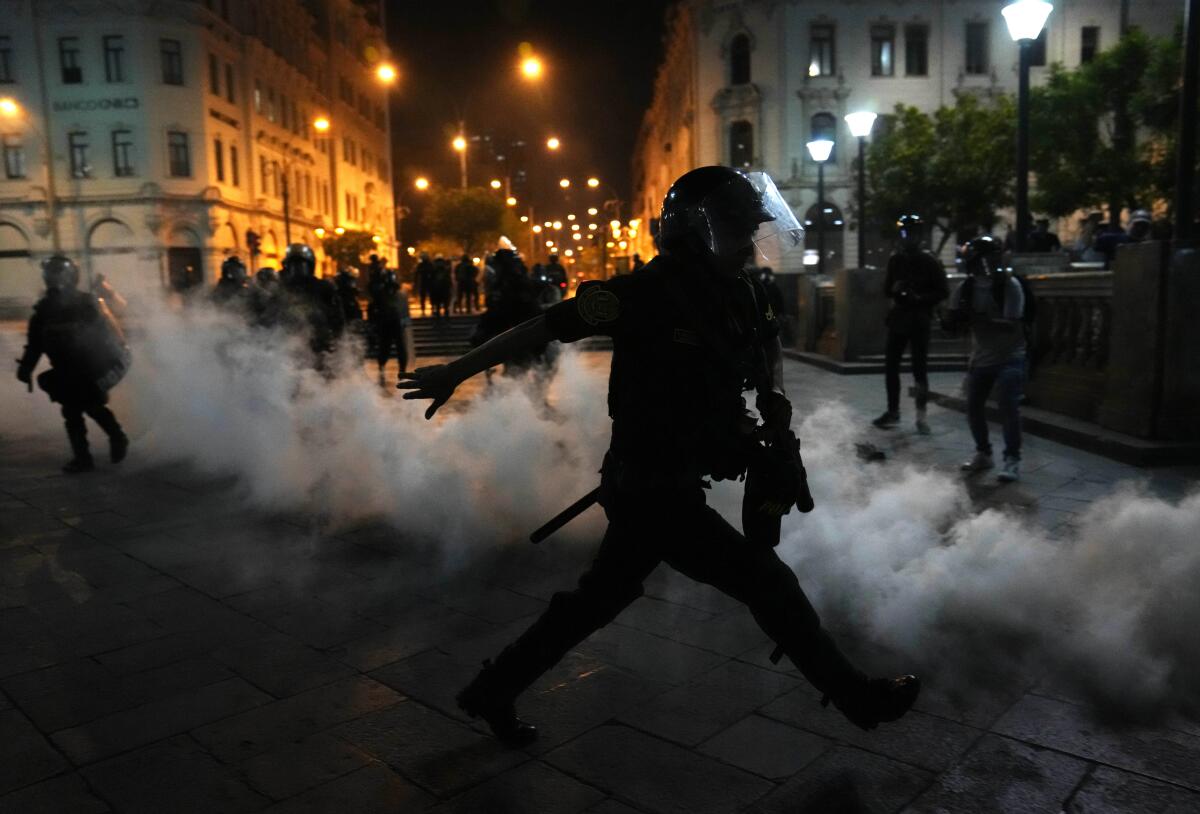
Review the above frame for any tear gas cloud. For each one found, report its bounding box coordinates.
[4,303,1199,719]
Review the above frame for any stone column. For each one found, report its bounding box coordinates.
[834,266,887,362]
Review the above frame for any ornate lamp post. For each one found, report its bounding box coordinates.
[1003,0,1053,252]
[844,111,877,269]
[806,139,834,276]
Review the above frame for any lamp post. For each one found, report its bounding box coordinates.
[806,139,834,277]
[1003,1,1053,253]
[1174,0,1199,243]
[452,128,468,189]
[845,111,877,270]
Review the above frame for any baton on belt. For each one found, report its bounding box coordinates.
[530,486,601,544]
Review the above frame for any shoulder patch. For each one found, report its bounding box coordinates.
[577,285,620,326]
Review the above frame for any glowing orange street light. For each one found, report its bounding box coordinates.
[546,136,561,151]
[520,215,529,223]
[506,196,518,206]
[335,226,346,235]
[587,207,598,216]
[567,214,576,221]
[520,56,543,80]
[587,177,600,188]
[532,225,543,233]
[314,227,326,238]
[414,176,430,191]
[559,178,570,189]
[552,220,563,230]
[490,179,502,190]
[452,135,467,152]
[0,97,18,117]
[312,116,331,133]
[375,63,397,84]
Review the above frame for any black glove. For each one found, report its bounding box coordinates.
[756,390,792,437]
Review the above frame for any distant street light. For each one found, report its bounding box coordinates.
[452,130,468,188]
[312,116,331,133]
[521,56,544,80]
[506,196,518,206]
[1004,0,1053,252]
[375,64,397,85]
[0,97,18,117]
[559,178,571,188]
[414,177,430,191]
[844,111,877,269]
[490,179,502,189]
[806,139,834,277]
[586,177,600,188]
[546,136,561,151]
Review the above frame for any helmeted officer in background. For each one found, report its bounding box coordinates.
[334,267,363,325]
[211,256,250,310]
[368,269,412,386]
[400,166,920,747]
[471,237,548,375]
[542,253,568,304]
[279,243,344,356]
[873,214,949,434]
[16,255,130,473]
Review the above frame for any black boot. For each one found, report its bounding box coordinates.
[62,456,95,474]
[86,405,127,463]
[456,661,538,747]
[109,431,129,463]
[63,413,94,474]
[824,675,921,731]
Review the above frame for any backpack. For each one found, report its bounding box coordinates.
[950,271,1038,370]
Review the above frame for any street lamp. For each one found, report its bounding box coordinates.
[490,178,502,190]
[375,64,397,85]
[312,116,331,133]
[546,136,561,151]
[586,177,600,188]
[1003,0,1053,253]
[806,139,834,277]
[520,55,543,81]
[1,96,60,251]
[559,178,571,189]
[506,196,518,206]
[0,97,18,117]
[414,176,430,191]
[845,111,877,269]
[452,132,468,188]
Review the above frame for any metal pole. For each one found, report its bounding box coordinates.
[857,135,867,269]
[1016,38,1032,253]
[458,119,468,189]
[1174,0,1200,242]
[816,161,826,277]
[282,167,291,244]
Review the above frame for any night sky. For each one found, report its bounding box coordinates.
[385,0,674,232]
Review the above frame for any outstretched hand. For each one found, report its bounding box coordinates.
[397,365,459,419]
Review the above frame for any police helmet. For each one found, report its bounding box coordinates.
[42,255,81,291]
[221,256,248,284]
[1129,209,1152,226]
[282,243,316,278]
[383,269,398,286]
[256,267,278,286]
[960,235,1003,273]
[896,214,924,247]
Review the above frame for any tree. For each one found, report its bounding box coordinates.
[865,95,1015,254]
[421,187,506,253]
[320,230,377,272]
[1028,28,1184,221]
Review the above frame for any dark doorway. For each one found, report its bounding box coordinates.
[168,247,202,290]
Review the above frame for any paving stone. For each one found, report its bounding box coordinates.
[749,745,932,814]
[993,693,1200,791]
[619,658,798,747]
[699,714,830,779]
[544,724,773,814]
[82,734,267,813]
[52,677,272,765]
[573,623,728,687]
[369,648,478,724]
[761,686,981,773]
[586,801,645,814]
[0,771,109,814]
[1067,765,1200,813]
[124,586,254,634]
[0,709,69,795]
[332,700,528,797]
[192,675,403,763]
[239,732,374,801]
[433,584,549,625]
[334,606,496,672]
[93,622,271,675]
[263,763,436,813]
[433,760,605,814]
[258,600,389,650]
[903,734,1089,813]
[209,634,356,698]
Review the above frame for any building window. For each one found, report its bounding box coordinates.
[167,130,190,176]
[224,64,235,103]
[809,24,835,77]
[111,129,133,176]
[103,36,125,83]
[68,131,90,177]
[214,137,224,182]
[1030,27,1048,66]
[729,120,753,169]
[965,22,989,75]
[161,39,183,85]
[1081,26,1100,64]
[0,36,13,83]
[729,34,751,85]
[260,155,270,194]
[811,112,837,162]
[208,53,220,94]
[871,25,895,77]
[905,24,929,76]
[59,37,82,84]
[230,144,239,186]
[267,88,276,122]
[254,80,262,113]
[3,134,24,178]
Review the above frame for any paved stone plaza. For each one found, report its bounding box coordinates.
[2,348,1199,814]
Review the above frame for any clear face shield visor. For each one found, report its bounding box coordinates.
[699,172,805,266]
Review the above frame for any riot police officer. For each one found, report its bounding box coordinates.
[211,256,250,310]
[16,255,129,473]
[400,166,919,747]
[873,214,948,434]
[334,267,363,325]
[368,269,411,386]
[279,243,344,355]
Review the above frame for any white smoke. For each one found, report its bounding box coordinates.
[6,303,1200,719]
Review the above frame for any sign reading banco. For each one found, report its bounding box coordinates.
[52,97,140,113]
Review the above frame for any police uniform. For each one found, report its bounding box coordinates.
[472,254,869,705]
[882,248,948,415]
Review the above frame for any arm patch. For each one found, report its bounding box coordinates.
[577,284,620,326]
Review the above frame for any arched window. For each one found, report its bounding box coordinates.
[729,120,754,169]
[730,34,751,85]
[810,112,837,162]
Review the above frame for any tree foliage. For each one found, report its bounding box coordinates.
[320,230,377,272]
[421,187,507,253]
[865,95,1015,253]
